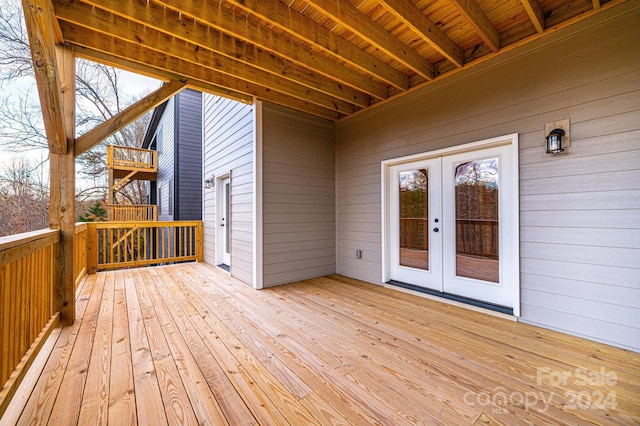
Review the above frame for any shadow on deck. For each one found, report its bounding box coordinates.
[3,263,639,425]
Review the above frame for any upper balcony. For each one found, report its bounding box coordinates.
[107,145,157,182]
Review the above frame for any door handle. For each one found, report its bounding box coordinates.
[433,227,439,232]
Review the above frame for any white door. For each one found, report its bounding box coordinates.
[387,140,518,310]
[441,144,517,308]
[389,158,442,290]
[221,177,231,266]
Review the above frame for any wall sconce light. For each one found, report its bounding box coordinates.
[546,128,565,154]
[204,177,214,189]
[545,119,571,155]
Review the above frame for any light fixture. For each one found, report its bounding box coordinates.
[546,128,566,154]
[204,177,214,189]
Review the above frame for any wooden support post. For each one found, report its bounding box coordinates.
[22,0,77,325]
[50,44,76,325]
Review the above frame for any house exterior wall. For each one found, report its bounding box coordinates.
[202,94,254,285]
[262,103,336,287]
[156,97,174,221]
[335,6,640,351]
[175,90,203,221]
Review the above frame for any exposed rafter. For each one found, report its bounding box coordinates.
[378,0,465,68]
[75,80,187,156]
[54,1,364,114]
[448,0,501,51]
[151,0,389,100]
[303,0,435,80]
[224,0,410,91]
[32,0,622,123]
[521,0,546,33]
[73,43,342,121]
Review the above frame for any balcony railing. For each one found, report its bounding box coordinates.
[105,204,157,221]
[107,145,157,171]
[0,229,62,415]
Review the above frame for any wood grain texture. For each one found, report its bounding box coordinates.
[5,263,639,425]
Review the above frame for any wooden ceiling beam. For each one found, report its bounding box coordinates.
[70,46,252,104]
[75,80,187,156]
[224,0,410,91]
[448,0,501,51]
[302,0,435,80]
[72,42,343,122]
[21,0,68,154]
[378,0,464,68]
[153,0,389,101]
[62,0,370,109]
[55,10,358,115]
[520,0,546,33]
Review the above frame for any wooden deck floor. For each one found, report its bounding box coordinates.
[3,263,639,425]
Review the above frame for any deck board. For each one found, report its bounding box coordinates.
[4,262,639,425]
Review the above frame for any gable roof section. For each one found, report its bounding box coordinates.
[142,99,169,149]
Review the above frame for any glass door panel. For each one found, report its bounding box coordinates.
[399,169,429,270]
[454,158,499,283]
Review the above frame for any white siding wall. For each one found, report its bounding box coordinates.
[335,5,640,351]
[262,103,336,287]
[202,94,254,286]
[157,98,174,221]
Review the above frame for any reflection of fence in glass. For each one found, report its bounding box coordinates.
[399,168,429,251]
[455,182,499,259]
[95,222,200,270]
[400,218,428,250]
[455,159,499,260]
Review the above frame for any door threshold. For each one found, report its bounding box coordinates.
[386,280,514,316]
[217,264,230,273]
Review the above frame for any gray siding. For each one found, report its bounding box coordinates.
[175,89,203,220]
[203,94,254,286]
[262,103,336,287]
[156,98,174,221]
[335,6,640,351]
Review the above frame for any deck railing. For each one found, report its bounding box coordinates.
[86,221,203,272]
[0,229,61,416]
[107,145,157,170]
[74,223,88,289]
[105,204,157,222]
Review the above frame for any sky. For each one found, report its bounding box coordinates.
[0,68,161,172]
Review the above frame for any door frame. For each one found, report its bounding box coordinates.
[381,134,520,316]
[216,172,231,267]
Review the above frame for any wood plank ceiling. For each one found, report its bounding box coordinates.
[50,0,625,121]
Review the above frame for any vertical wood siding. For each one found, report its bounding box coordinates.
[175,90,203,221]
[202,94,254,285]
[262,103,336,287]
[335,7,640,351]
[156,98,174,221]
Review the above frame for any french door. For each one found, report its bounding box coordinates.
[386,139,519,311]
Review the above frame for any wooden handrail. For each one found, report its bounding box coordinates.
[0,229,61,417]
[105,204,157,222]
[86,221,203,272]
[107,144,156,171]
